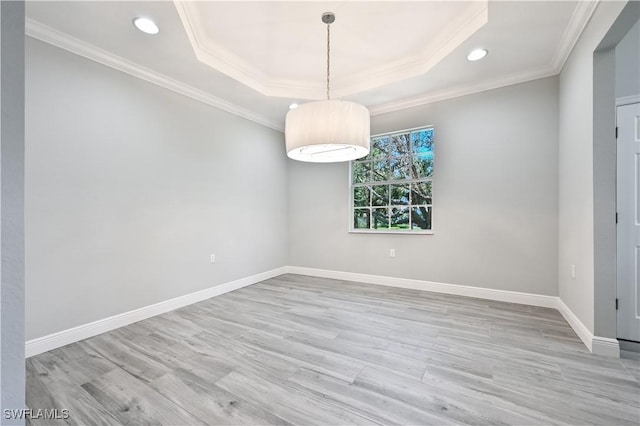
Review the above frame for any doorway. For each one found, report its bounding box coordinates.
[617,101,640,343]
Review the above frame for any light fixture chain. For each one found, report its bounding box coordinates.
[326,21,330,100]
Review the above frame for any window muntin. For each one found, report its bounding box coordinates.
[350,126,434,233]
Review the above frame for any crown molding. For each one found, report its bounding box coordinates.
[369,1,599,116]
[330,3,488,100]
[173,1,276,97]
[369,65,558,116]
[551,0,600,72]
[25,18,284,132]
[175,0,487,101]
[175,0,327,100]
[26,0,599,128]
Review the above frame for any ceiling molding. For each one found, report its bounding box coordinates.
[370,0,599,117]
[25,18,283,132]
[25,1,600,131]
[551,0,600,72]
[331,3,488,99]
[175,0,324,99]
[173,1,276,97]
[175,1,487,101]
[369,65,558,116]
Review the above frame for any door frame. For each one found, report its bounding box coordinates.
[617,95,640,108]
[592,3,639,356]
[616,96,640,342]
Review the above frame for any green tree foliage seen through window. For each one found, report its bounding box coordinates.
[351,127,434,231]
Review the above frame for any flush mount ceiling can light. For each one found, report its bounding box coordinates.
[467,48,488,61]
[284,12,370,163]
[133,17,159,35]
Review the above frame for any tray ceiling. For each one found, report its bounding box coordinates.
[174,1,488,99]
[25,1,597,131]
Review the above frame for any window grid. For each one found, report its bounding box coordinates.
[350,126,434,233]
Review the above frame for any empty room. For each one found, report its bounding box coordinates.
[1,0,639,425]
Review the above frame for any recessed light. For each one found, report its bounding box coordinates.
[467,48,488,61]
[289,103,299,110]
[133,17,159,35]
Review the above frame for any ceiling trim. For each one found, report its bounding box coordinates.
[174,0,325,99]
[331,3,488,100]
[551,0,599,71]
[369,66,558,116]
[25,1,601,132]
[175,0,487,100]
[173,1,280,97]
[25,18,284,132]
[369,0,599,116]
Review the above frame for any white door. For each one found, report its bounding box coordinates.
[617,102,640,342]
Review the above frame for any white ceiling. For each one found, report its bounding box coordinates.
[25,1,598,131]
[174,1,488,99]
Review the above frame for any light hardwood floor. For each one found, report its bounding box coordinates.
[26,274,640,425]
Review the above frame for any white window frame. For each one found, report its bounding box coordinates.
[349,125,434,235]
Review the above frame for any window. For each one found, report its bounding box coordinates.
[350,126,434,233]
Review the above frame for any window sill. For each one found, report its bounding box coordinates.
[349,230,434,235]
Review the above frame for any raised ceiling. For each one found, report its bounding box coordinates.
[25,1,598,131]
[175,1,488,99]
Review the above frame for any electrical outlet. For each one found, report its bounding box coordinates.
[210,254,216,264]
[389,248,396,258]
[570,264,575,279]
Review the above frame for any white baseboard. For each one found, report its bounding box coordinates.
[26,265,620,359]
[287,266,558,308]
[556,298,594,350]
[291,266,621,358]
[555,299,619,358]
[591,336,621,358]
[25,267,288,358]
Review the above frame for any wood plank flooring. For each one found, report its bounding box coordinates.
[26,274,640,425]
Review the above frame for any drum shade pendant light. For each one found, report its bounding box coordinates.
[285,12,370,163]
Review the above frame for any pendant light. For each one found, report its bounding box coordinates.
[285,12,371,163]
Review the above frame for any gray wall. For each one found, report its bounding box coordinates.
[288,77,559,296]
[25,38,288,340]
[616,19,640,99]
[1,1,26,422]
[558,1,627,334]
